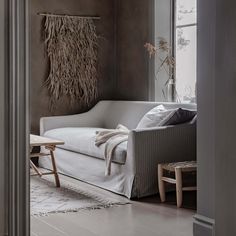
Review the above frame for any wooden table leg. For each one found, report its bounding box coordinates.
[30,146,43,177]
[30,160,42,177]
[175,167,183,208]
[49,147,60,188]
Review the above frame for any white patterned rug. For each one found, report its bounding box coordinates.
[31,175,130,216]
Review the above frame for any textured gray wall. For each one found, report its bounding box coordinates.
[30,0,157,133]
[115,0,150,100]
[30,0,116,134]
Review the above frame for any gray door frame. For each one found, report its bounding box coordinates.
[193,0,215,235]
[1,0,30,235]
[0,0,9,234]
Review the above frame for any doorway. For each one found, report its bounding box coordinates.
[5,0,198,236]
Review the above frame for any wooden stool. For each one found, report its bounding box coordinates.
[158,161,197,208]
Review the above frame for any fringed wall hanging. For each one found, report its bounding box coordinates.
[41,13,100,109]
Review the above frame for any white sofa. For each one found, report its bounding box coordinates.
[39,100,197,199]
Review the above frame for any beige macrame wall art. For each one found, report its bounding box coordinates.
[42,14,99,109]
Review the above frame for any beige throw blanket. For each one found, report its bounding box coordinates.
[95,125,129,176]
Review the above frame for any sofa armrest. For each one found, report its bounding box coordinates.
[40,102,107,135]
[127,124,196,197]
[131,124,196,162]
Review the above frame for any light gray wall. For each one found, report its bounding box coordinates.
[195,0,236,235]
[30,0,116,134]
[0,0,7,234]
[215,0,236,234]
[197,0,215,220]
[194,0,216,234]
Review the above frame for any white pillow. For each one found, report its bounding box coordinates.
[137,105,176,129]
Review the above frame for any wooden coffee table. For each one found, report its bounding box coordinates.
[30,134,65,187]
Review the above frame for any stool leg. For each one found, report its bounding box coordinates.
[158,164,166,202]
[175,167,183,208]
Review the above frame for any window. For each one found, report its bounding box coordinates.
[174,0,197,103]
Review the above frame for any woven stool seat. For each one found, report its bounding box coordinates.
[162,161,197,172]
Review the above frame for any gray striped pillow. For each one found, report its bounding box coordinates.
[159,108,197,126]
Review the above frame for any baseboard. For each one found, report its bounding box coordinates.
[193,214,215,236]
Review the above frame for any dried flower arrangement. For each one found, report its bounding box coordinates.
[44,16,98,110]
[144,38,177,101]
[144,38,175,85]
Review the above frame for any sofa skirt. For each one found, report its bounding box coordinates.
[39,148,136,199]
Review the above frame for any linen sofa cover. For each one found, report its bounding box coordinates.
[40,100,197,198]
[44,127,127,165]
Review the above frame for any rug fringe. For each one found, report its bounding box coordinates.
[32,202,130,217]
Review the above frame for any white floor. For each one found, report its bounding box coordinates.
[31,174,195,236]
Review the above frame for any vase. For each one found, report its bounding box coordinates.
[166,79,176,102]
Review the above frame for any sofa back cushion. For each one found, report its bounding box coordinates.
[98,101,197,130]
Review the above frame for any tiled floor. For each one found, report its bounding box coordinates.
[31,174,196,236]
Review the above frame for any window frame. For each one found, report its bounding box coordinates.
[172,0,197,103]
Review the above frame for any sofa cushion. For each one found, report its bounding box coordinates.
[136,105,173,128]
[159,108,197,126]
[137,105,197,128]
[44,127,127,165]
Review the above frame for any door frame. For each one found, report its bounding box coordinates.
[3,0,30,235]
